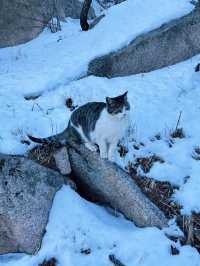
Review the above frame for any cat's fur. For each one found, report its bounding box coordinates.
[28,91,130,161]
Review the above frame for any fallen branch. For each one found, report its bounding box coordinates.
[109,254,125,266]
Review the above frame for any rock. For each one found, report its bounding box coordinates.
[0,154,64,254]
[58,0,95,20]
[67,141,168,228]
[96,0,125,9]
[0,0,95,48]
[27,144,71,175]
[27,144,77,190]
[53,147,72,175]
[88,8,200,77]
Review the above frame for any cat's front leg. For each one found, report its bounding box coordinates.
[108,142,117,162]
[99,141,108,159]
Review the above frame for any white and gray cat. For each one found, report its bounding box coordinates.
[28,91,130,161]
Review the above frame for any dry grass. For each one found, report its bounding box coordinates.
[24,94,41,101]
[127,155,164,174]
[118,144,128,158]
[170,128,185,139]
[128,170,180,218]
[80,248,91,255]
[150,133,161,142]
[192,147,200,160]
[170,244,180,255]
[27,143,60,170]
[109,254,125,266]
[127,160,200,252]
[177,214,200,251]
[65,97,77,111]
[38,257,57,266]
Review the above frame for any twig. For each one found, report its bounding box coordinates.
[109,254,126,266]
[175,111,182,131]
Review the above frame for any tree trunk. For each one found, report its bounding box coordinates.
[80,0,92,31]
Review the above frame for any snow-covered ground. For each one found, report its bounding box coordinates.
[1,186,200,266]
[1,0,200,265]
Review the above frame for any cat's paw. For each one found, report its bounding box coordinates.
[100,156,108,160]
[100,152,108,160]
[108,157,115,162]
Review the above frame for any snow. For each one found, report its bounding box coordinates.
[1,186,200,266]
[0,0,193,97]
[1,0,200,265]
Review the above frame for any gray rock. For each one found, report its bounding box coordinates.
[0,0,95,48]
[88,8,200,77]
[0,154,64,254]
[53,147,72,175]
[96,0,125,9]
[67,141,168,229]
[58,0,95,20]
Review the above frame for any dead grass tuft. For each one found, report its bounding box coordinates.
[170,128,185,139]
[118,144,128,158]
[38,257,57,266]
[192,147,200,160]
[65,97,77,111]
[128,155,164,174]
[28,143,60,170]
[127,161,200,252]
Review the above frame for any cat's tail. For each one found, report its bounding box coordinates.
[28,130,68,146]
[28,135,54,144]
[28,123,81,146]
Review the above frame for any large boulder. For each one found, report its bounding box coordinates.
[67,141,168,228]
[96,0,125,9]
[0,0,95,48]
[0,154,65,254]
[88,7,200,77]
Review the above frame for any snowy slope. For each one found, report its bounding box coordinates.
[20,56,200,215]
[0,0,193,97]
[1,0,200,265]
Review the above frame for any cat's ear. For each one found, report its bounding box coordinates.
[106,97,114,105]
[123,91,128,99]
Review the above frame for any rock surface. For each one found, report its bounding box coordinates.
[88,8,200,77]
[96,0,125,9]
[0,154,64,254]
[0,0,95,48]
[67,141,168,228]
[27,144,72,175]
[53,147,72,175]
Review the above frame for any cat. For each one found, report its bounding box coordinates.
[28,91,130,161]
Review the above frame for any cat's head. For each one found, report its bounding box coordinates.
[106,91,130,119]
